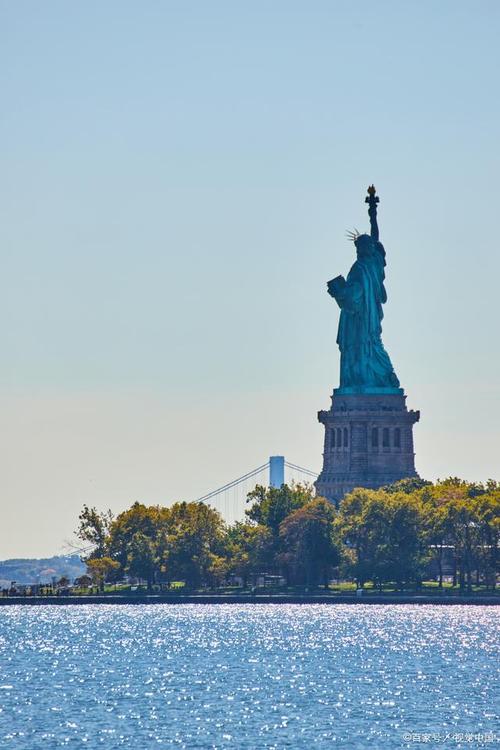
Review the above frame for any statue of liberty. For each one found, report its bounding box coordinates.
[327,186,400,391]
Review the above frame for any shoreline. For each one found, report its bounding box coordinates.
[0,594,498,606]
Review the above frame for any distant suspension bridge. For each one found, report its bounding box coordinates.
[195,456,318,525]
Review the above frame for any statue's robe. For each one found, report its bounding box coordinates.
[335,241,400,389]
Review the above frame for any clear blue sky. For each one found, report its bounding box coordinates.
[1,1,499,557]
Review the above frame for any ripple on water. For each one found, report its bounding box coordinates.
[0,604,498,748]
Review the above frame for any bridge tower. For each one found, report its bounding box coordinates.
[269,456,285,488]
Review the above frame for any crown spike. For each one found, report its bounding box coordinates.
[345,227,360,242]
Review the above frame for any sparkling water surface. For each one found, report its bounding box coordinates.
[0,604,498,748]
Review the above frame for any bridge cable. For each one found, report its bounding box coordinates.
[196,462,269,504]
[284,461,318,478]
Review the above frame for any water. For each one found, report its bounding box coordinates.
[0,604,498,748]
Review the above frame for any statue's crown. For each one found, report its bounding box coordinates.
[345,228,360,242]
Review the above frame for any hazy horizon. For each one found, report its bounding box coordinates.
[2,1,499,557]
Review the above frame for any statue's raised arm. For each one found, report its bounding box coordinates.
[365,184,379,243]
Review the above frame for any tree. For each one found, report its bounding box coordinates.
[163,502,226,589]
[422,498,451,588]
[279,498,340,588]
[107,502,170,576]
[76,505,114,559]
[226,523,273,587]
[86,557,120,592]
[418,479,500,591]
[474,492,499,590]
[335,488,429,589]
[73,479,498,593]
[445,498,480,592]
[383,477,432,494]
[381,494,429,588]
[125,532,158,590]
[246,483,314,538]
[333,488,373,587]
[205,554,230,589]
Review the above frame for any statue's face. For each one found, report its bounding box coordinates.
[355,234,373,258]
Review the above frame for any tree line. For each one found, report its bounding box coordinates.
[76,478,499,592]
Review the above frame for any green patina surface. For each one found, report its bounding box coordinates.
[328,187,401,392]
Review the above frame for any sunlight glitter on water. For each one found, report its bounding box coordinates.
[0,604,498,748]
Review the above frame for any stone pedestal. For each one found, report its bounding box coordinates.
[315,388,420,506]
